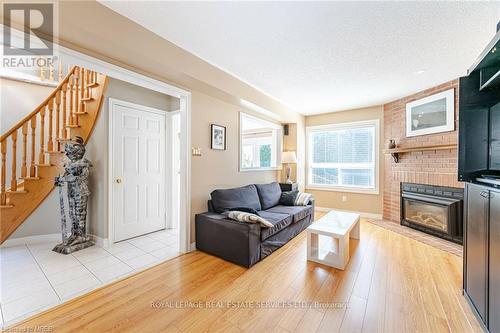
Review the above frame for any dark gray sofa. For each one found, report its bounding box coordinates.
[195,182,314,267]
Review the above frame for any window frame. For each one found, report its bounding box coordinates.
[239,112,283,172]
[306,119,380,194]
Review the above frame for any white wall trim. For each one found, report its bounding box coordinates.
[315,206,383,220]
[1,234,61,248]
[90,235,109,248]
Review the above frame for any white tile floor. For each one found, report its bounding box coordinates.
[0,228,180,327]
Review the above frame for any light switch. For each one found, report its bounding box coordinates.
[191,147,202,156]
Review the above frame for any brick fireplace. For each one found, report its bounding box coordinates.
[383,79,463,222]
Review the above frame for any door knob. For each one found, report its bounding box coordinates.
[116,178,122,184]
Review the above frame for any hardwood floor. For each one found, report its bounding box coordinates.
[13,212,481,332]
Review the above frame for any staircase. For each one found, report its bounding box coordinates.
[0,66,108,243]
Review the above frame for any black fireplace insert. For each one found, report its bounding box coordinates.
[400,183,463,244]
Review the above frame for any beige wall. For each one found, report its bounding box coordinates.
[10,77,177,239]
[305,106,384,215]
[7,1,305,243]
[0,78,52,132]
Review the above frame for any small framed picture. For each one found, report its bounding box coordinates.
[406,88,455,137]
[211,124,226,150]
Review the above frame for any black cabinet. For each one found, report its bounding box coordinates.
[464,183,500,332]
[465,183,489,322]
[490,189,500,333]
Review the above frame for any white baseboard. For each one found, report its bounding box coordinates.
[1,233,61,248]
[315,206,383,220]
[90,235,109,248]
[190,242,196,251]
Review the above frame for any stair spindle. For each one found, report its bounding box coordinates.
[88,70,93,100]
[39,107,46,164]
[30,115,36,177]
[21,123,28,178]
[1,140,6,205]
[83,69,89,99]
[10,131,17,191]
[61,83,68,139]
[55,91,61,150]
[79,67,84,116]
[47,99,54,152]
[74,70,80,126]
[68,75,74,127]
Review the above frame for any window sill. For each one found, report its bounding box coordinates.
[306,185,379,195]
[239,167,282,172]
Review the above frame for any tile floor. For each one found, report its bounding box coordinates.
[0,228,180,327]
[366,219,463,257]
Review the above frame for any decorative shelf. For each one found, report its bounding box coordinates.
[383,143,457,163]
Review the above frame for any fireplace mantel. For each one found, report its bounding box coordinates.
[384,143,458,163]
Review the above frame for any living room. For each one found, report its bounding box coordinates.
[1,1,499,332]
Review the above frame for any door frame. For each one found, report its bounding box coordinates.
[108,97,191,254]
[166,110,180,230]
[109,98,168,242]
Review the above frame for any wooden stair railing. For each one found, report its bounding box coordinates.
[0,66,108,243]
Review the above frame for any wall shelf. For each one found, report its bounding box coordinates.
[384,143,457,163]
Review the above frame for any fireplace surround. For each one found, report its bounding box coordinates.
[400,183,463,244]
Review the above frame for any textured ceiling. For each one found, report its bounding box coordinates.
[100,1,500,115]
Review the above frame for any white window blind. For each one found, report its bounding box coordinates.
[307,120,379,193]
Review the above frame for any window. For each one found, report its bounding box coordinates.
[240,113,282,171]
[306,120,379,193]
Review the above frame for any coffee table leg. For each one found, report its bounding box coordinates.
[351,219,360,240]
[337,234,350,270]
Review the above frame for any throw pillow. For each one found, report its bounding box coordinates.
[222,211,273,228]
[217,206,260,215]
[279,191,299,206]
[295,192,313,206]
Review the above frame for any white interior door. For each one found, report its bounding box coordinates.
[112,100,167,242]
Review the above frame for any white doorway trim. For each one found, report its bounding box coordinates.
[166,110,180,230]
[3,25,192,253]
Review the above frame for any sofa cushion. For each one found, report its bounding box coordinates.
[279,190,299,206]
[255,182,282,210]
[265,205,313,223]
[222,211,274,228]
[258,211,293,241]
[211,184,261,213]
